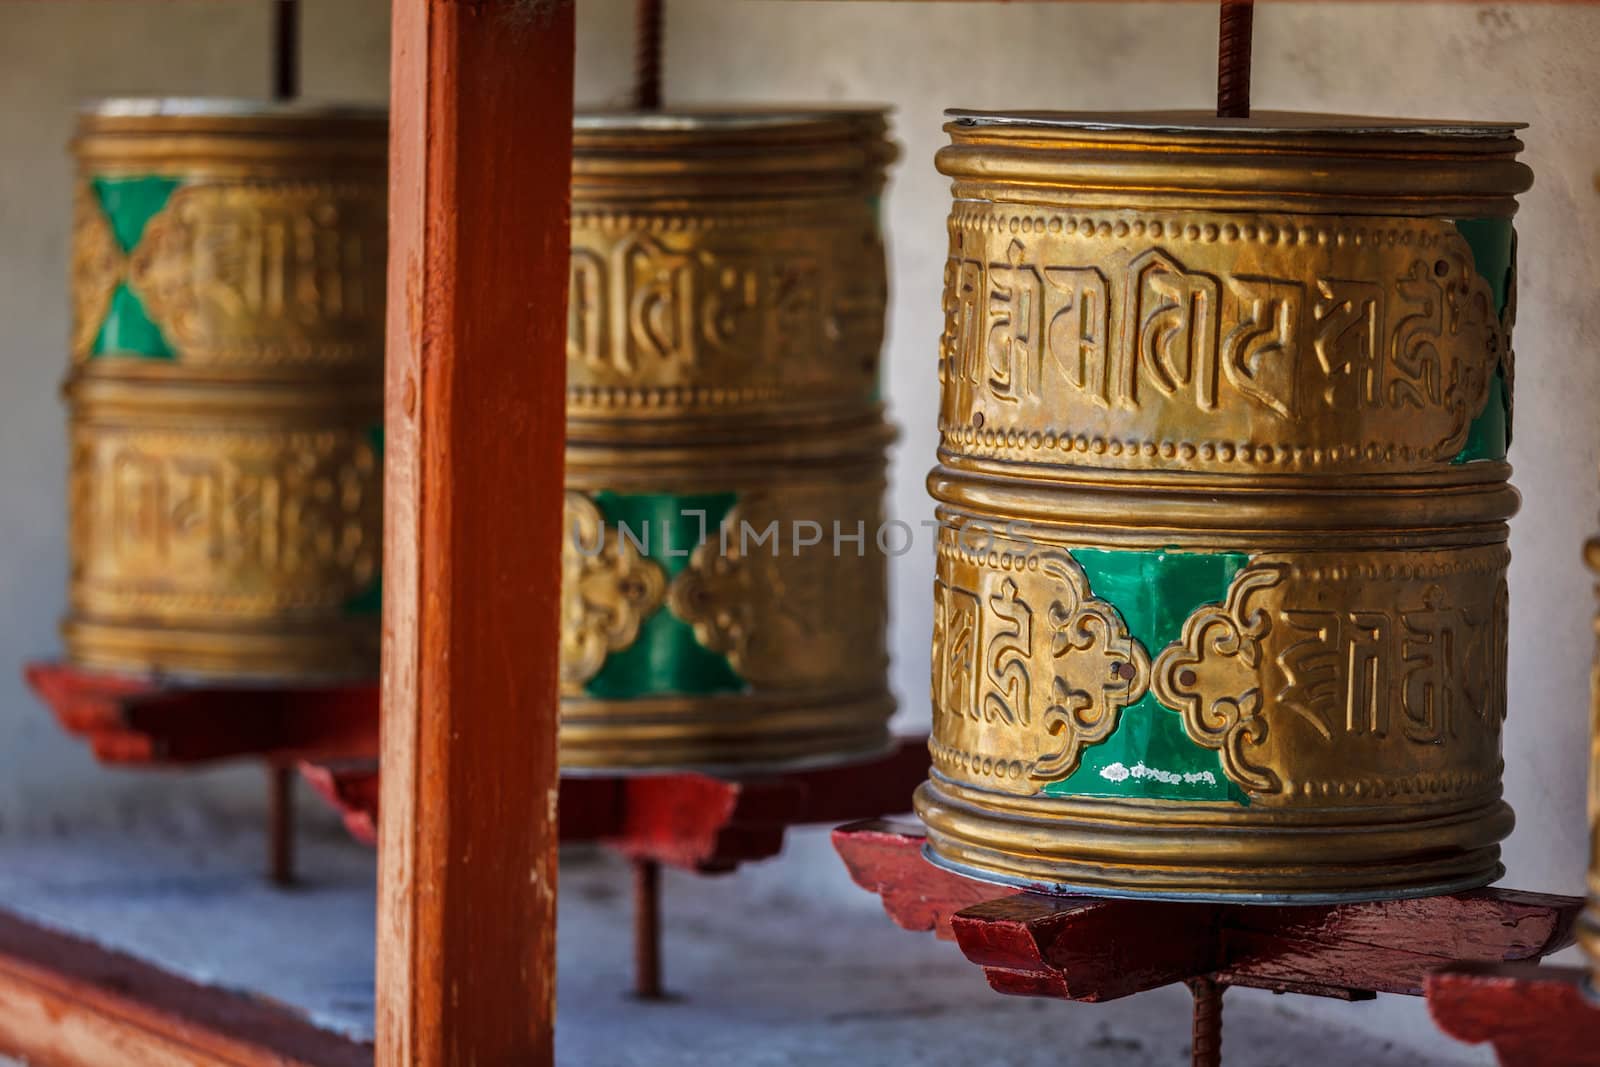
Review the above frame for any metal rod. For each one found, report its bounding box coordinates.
[273,0,300,102]
[1188,978,1225,1067]
[1216,0,1254,119]
[268,764,296,887]
[633,858,664,999]
[633,0,663,111]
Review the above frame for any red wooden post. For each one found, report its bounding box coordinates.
[376,2,575,1065]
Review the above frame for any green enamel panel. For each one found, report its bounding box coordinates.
[1043,548,1250,804]
[1452,217,1515,464]
[1454,217,1513,316]
[87,178,182,361]
[1454,369,1508,466]
[342,425,386,617]
[91,176,182,253]
[90,283,174,360]
[583,491,745,699]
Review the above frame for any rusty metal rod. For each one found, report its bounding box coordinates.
[1217,0,1254,119]
[633,0,663,111]
[1188,978,1225,1067]
[273,0,300,102]
[268,764,296,887]
[633,858,664,999]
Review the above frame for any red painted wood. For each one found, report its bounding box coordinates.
[26,661,378,766]
[308,739,932,872]
[831,818,1007,939]
[300,759,381,846]
[831,821,1582,1005]
[1428,963,1600,1067]
[376,1,575,1064]
[952,893,1217,1002]
[0,905,367,1067]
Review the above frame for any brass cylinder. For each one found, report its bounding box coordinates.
[1582,535,1600,979]
[64,100,387,681]
[560,110,898,773]
[916,111,1529,901]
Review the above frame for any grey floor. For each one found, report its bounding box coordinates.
[0,797,1491,1066]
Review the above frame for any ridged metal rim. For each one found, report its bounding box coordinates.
[946,109,1526,138]
[575,106,890,131]
[921,845,1504,905]
[82,97,385,120]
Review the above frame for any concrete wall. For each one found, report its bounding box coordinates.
[2,2,1597,1060]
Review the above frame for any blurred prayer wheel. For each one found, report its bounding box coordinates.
[560,110,898,772]
[1581,534,1600,977]
[916,111,1528,900]
[63,100,386,680]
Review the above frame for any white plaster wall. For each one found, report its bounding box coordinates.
[0,2,1596,1060]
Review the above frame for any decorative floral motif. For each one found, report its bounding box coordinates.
[1032,550,1150,780]
[1151,564,1286,794]
[70,184,124,360]
[668,489,888,690]
[561,492,666,692]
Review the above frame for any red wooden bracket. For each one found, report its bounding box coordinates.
[1428,963,1600,1067]
[832,820,1579,1005]
[25,662,378,766]
[308,739,933,874]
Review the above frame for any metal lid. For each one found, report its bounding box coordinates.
[938,109,1530,218]
[571,106,896,202]
[946,109,1526,139]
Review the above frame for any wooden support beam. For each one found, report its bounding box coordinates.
[376,2,575,1065]
[0,908,367,1067]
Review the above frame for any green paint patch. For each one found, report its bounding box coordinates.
[86,177,183,361]
[1451,217,1515,463]
[91,176,182,253]
[1453,369,1508,465]
[1052,692,1242,803]
[91,283,174,360]
[343,577,382,617]
[1044,548,1249,804]
[1068,548,1247,653]
[585,608,745,699]
[1454,217,1513,317]
[583,490,745,698]
[343,425,386,616]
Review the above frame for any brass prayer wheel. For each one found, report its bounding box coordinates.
[63,100,386,680]
[917,111,1528,901]
[560,110,898,772]
[1581,534,1600,978]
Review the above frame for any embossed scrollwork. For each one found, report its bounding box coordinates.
[561,492,666,693]
[1033,550,1150,780]
[1152,564,1286,794]
[930,534,1150,791]
[668,488,888,691]
[71,184,124,361]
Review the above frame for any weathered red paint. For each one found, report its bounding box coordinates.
[832,821,1580,1004]
[376,1,575,1064]
[1428,963,1600,1067]
[25,661,377,765]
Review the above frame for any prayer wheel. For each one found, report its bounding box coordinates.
[1581,534,1600,978]
[559,110,898,772]
[63,100,386,680]
[917,111,1528,900]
